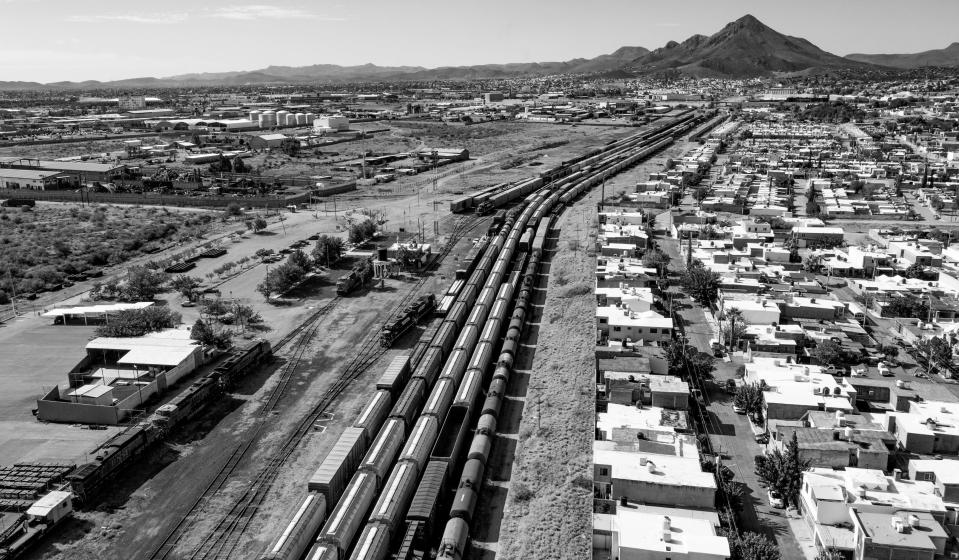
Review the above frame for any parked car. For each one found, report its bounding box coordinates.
[822,365,844,376]
[691,388,706,406]
[181,300,196,307]
[768,490,785,509]
[732,403,746,414]
[754,432,769,444]
[878,363,893,377]
[725,379,737,394]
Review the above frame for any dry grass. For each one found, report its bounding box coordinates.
[499,194,598,560]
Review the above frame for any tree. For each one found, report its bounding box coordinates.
[667,342,715,381]
[810,339,844,367]
[120,266,168,301]
[905,262,925,279]
[312,235,346,267]
[190,318,231,349]
[348,218,377,244]
[723,531,781,560]
[734,383,765,417]
[680,259,720,306]
[881,344,900,361]
[802,254,824,273]
[722,309,748,350]
[257,262,307,300]
[170,275,202,299]
[855,292,876,310]
[95,306,181,337]
[884,296,929,319]
[915,336,953,374]
[754,432,810,509]
[287,249,311,271]
[252,217,268,232]
[224,202,243,218]
[930,195,945,211]
[641,248,671,277]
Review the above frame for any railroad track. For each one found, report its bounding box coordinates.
[147,214,482,560]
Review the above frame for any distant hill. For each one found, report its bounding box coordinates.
[846,43,959,69]
[629,14,871,77]
[0,15,908,89]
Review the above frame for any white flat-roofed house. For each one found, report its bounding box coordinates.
[596,306,674,344]
[593,508,730,560]
[595,286,654,313]
[800,468,949,559]
[745,357,854,421]
[790,226,844,248]
[719,294,782,325]
[889,401,959,455]
[593,441,716,509]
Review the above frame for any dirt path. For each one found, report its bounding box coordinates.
[477,188,599,560]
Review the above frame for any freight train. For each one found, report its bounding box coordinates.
[66,339,272,502]
[380,295,437,348]
[259,113,700,560]
[336,259,374,295]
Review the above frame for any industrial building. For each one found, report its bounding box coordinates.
[313,115,350,132]
[0,157,127,182]
[36,329,203,425]
[0,168,76,190]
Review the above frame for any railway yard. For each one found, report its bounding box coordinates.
[0,110,708,560]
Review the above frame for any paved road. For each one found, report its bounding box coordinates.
[656,232,811,560]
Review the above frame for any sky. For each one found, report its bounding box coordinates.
[2,0,958,83]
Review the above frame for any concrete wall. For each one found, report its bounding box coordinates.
[36,387,125,425]
[611,477,714,509]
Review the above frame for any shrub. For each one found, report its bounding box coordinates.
[512,482,534,502]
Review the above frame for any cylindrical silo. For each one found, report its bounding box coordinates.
[295,113,307,125]
[249,110,262,122]
[259,110,276,129]
[276,110,290,127]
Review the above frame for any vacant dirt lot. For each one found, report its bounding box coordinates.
[493,187,599,560]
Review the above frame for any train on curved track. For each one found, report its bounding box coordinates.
[258,111,709,560]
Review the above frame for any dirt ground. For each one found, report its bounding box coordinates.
[23,220,484,560]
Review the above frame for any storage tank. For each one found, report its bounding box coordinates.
[296,113,307,125]
[249,110,262,122]
[305,112,316,124]
[259,111,276,129]
[276,110,290,126]
[285,113,296,126]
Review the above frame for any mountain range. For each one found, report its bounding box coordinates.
[845,42,959,69]
[1,15,956,90]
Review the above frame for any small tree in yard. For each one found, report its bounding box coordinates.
[915,336,953,374]
[754,432,810,509]
[734,383,764,417]
[252,217,268,233]
[810,339,844,367]
[642,248,671,277]
[680,259,720,306]
[722,308,748,350]
[722,531,781,560]
[905,262,926,279]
